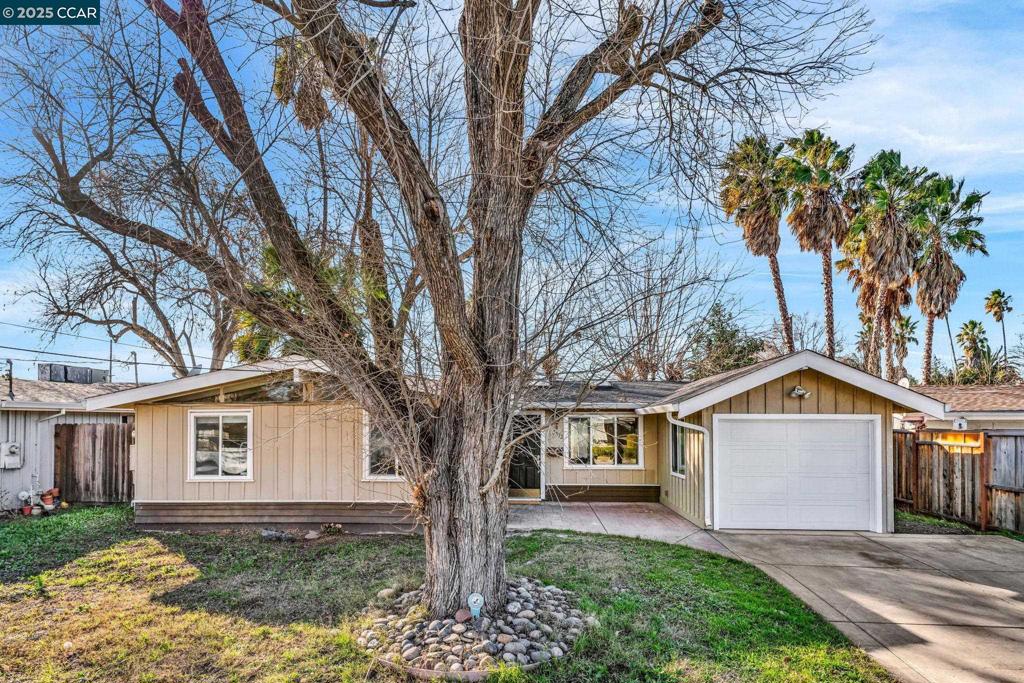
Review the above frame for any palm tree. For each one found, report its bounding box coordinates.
[847,151,930,375]
[984,289,1013,367]
[781,130,853,358]
[721,136,794,352]
[914,176,987,382]
[956,320,988,370]
[891,315,919,380]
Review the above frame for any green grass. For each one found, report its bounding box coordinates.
[0,507,892,683]
[895,509,1024,542]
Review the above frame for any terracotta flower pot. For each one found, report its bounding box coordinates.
[21,505,32,516]
[41,494,54,505]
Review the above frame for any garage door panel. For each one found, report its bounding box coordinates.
[716,416,878,532]
[787,474,869,501]
[723,503,789,526]
[789,504,870,528]
[722,421,788,444]
[727,474,788,498]
[727,445,787,473]
[790,447,870,474]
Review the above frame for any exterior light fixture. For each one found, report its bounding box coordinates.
[789,385,812,399]
[467,592,484,618]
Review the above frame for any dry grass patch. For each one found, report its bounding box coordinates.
[2,508,894,682]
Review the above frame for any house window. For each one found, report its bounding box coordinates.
[188,410,252,480]
[670,424,687,477]
[567,415,641,467]
[364,415,400,480]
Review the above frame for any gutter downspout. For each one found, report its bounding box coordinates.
[666,409,712,528]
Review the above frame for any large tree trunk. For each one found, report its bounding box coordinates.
[867,285,886,375]
[821,247,835,358]
[421,395,512,617]
[921,314,935,383]
[768,254,794,353]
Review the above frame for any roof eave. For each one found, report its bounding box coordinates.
[637,351,948,419]
[84,356,325,410]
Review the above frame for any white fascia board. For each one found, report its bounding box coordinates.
[83,356,325,411]
[935,411,1024,421]
[0,401,133,412]
[523,402,643,411]
[637,350,948,419]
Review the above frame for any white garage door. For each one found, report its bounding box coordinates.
[714,416,881,532]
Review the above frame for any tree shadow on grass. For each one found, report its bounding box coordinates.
[0,505,138,583]
[153,530,426,627]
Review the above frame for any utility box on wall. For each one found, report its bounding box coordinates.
[0,441,23,469]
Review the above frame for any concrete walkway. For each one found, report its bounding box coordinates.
[508,502,1024,683]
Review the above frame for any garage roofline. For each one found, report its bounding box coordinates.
[637,350,948,419]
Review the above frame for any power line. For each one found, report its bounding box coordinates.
[0,343,178,368]
[0,320,224,363]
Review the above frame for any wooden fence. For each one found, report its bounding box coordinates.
[894,429,1024,533]
[54,423,133,503]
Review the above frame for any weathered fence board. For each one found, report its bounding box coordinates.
[894,430,1024,533]
[54,423,133,503]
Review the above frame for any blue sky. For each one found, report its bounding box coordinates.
[704,0,1024,374]
[0,0,1021,383]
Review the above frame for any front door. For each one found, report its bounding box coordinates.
[508,414,543,500]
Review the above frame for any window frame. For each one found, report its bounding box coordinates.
[669,423,689,480]
[186,409,254,482]
[362,411,403,482]
[563,413,644,470]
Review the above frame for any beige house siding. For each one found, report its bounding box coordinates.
[542,412,659,488]
[657,412,707,526]
[133,402,409,504]
[656,369,896,531]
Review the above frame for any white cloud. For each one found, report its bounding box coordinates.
[802,19,1024,176]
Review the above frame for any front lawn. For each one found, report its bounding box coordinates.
[0,507,892,682]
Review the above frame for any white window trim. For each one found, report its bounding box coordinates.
[362,411,404,482]
[563,413,644,470]
[668,422,691,481]
[187,409,254,482]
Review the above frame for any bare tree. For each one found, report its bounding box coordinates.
[22,238,235,377]
[607,240,736,381]
[0,0,872,616]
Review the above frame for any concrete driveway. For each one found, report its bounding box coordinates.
[508,503,1024,683]
[715,531,1024,683]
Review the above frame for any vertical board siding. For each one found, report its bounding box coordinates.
[658,369,895,530]
[0,410,129,509]
[134,403,409,503]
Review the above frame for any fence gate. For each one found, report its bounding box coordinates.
[894,429,1024,534]
[54,423,133,503]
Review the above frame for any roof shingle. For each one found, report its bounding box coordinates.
[5,378,138,405]
[913,385,1024,413]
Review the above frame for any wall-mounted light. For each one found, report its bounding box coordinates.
[789,385,812,399]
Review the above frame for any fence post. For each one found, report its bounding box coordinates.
[980,432,989,531]
[910,431,919,512]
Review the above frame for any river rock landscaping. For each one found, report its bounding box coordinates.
[359,577,590,675]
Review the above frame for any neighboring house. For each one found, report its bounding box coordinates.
[900,385,1024,431]
[84,350,947,533]
[0,374,135,510]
